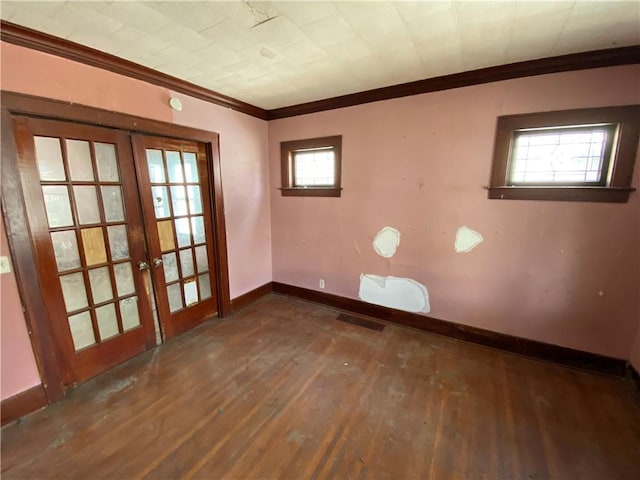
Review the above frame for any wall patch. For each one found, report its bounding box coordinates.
[454,226,483,253]
[359,274,430,313]
[372,226,401,258]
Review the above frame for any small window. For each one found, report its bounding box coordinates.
[488,105,639,202]
[510,125,615,185]
[280,136,342,197]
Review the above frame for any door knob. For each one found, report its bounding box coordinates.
[137,261,149,271]
[152,258,163,267]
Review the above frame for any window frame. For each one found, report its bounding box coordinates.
[488,105,639,202]
[280,135,342,197]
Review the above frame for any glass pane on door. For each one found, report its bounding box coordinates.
[35,135,144,352]
[144,148,213,313]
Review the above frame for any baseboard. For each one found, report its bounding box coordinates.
[1,384,47,426]
[272,282,627,377]
[230,282,273,312]
[626,363,640,398]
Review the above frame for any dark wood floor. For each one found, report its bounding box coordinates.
[2,293,639,479]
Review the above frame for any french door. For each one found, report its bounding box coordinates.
[132,135,218,339]
[13,117,156,384]
[12,117,220,386]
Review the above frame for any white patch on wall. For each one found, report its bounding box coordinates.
[454,226,483,253]
[359,274,430,313]
[372,226,401,258]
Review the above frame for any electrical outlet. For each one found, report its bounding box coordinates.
[0,256,11,274]
[319,279,325,289]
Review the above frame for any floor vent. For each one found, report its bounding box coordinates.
[336,313,385,332]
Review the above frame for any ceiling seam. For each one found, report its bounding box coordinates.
[550,1,577,56]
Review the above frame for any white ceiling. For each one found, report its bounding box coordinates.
[1,1,639,110]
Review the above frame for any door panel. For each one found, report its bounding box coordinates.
[132,135,218,339]
[13,117,157,384]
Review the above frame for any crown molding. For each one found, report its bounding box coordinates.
[0,20,269,120]
[2,21,638,122]
[268,46,640,119]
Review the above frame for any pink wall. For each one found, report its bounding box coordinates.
[169,94,272,296]
[0,42,271,400]
[0,216,42,399]
[269,65,640,360]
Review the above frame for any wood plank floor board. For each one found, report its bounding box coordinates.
[2,294,639,479]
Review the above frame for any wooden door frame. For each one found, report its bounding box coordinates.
[0,91,232,403]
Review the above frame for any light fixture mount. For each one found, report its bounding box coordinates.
[169,97,183,111]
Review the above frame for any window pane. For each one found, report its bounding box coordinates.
[293,149,335,186]
[162,252,179,282]
[183,152,199,182]
[89,267,113,304]
[195,245,208,273]
[108,225,130,260]
[51,230,81,272]
[191,216,205,244]
[170,186,188,216]
[66,140,94,181]
[166,151,184,183]
[510,128,609,184]
[68,311,95,350]
[95,142,119,181]
[175,218,191,247]
[152,186,171,218]
[114,262,135,297]
[146,149,165,183]
[180,249,194,278]
[199,273,212,300]
[102,186,125,222]
[74,186,101,224]
[120,297,141,331]
[34,137,65,181]
[167,283,183,312]
[42,186,74,228]
[60,272,88,312]
[96,303,119,341]
[187,186,202,214]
